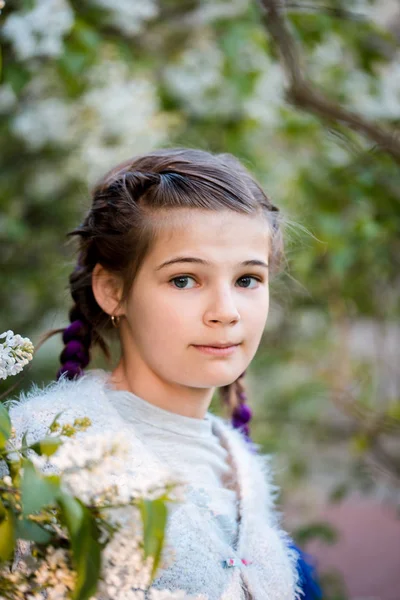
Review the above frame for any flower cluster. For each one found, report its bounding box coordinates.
[2,0,74,61]
[87,0,158,36]
[10,58,173,186]
[0,415,195,598]
[0,330,34,380]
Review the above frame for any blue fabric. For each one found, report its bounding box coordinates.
[289,540,323,599]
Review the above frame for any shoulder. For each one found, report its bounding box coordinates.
[4,369,114,445]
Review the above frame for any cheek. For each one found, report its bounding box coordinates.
[243,292,269,341]
[128,288,194,346]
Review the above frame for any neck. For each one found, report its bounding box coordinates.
[110,357,215,420]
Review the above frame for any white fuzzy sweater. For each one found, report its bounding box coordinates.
[4,369,301,600]
[106,386,240,551]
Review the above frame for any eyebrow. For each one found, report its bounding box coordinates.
[155,256,269,271]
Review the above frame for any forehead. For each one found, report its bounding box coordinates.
[147,208,271,265]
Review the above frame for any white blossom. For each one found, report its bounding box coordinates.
[70,59,173,184]
[354,0,399,28]
[243,62,285,126]
[99,523,155,594]
[0,83,17,114]
[345,54,400,120]
[10,59,172,181]
[12,98,75,150]
[0,330,34,380]
[30,167,69,200]
[88,0,158,36]
[33,546,76,598]
[164,35,239,118]
[2,0,74,61]
[184,0,249,25]
[47,431,185,507]
[165,38,223,100]
[6,428,190,598]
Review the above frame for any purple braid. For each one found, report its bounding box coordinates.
[220,371,258,453]
[56,305,92,380]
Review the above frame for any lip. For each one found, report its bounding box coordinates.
[192,344,240,356]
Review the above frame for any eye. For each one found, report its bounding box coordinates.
[169,275,197,289]
[237,276,262,289]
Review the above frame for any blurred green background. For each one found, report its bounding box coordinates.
[1,1,400,597]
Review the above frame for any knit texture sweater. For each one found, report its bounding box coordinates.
[4,370,302,600]
[107,387,240,551]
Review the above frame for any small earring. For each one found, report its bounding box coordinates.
[111,314,120,328]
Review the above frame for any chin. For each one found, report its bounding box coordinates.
[190,371,245,389]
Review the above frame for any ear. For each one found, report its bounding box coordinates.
[92,263,124,317]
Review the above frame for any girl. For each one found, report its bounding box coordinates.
[8,148,320,599]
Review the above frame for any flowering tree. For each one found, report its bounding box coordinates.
[1,2,400,594]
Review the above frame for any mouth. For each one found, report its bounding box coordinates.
[194,342,241,348]
[192,343,241,356]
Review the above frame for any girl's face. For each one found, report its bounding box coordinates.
[120,208,271,390]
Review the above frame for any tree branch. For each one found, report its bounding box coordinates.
[257,0,400,164]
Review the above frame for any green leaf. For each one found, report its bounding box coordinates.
[8,458,21,485]
[293,521,338,546]
[73,512,101,600]
[3,63,31,94]
[48,411,64,433]
[139,498,168,581]
[58,492,101,600]
[0,504,15,563]
[30,436,62,457]
[18,430,31,459]
[21,430,28,448]
[20,459,60,516]
[352,433,371,454]
[329,482,350,503]
[57,490,84,537]
[0,403,11,450]
[386,400,400,422]
[0,499,6,522]
[15,517,53,544]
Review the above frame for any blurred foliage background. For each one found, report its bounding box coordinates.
[1,1,400,597]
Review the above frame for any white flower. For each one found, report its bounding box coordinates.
[100,524,155,592]
[69,58,173,184]
[243,61,285,127]
[32,546,76,597]
[0,330,34,380]
[0,83,17,114]
[185,0,249,25]
[2,0,74,61]
[88,0,158,36]
[9,54,173,182]
[12,98,75,151]
[164,36,227,117]
[48,431,184,507]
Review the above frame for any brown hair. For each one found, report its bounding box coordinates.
[47,147,284,441]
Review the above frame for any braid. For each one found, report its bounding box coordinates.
[220,371,257,452]
[57,304,92,380]
[56,260,111,381]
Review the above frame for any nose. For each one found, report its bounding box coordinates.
[203,285,240,325]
